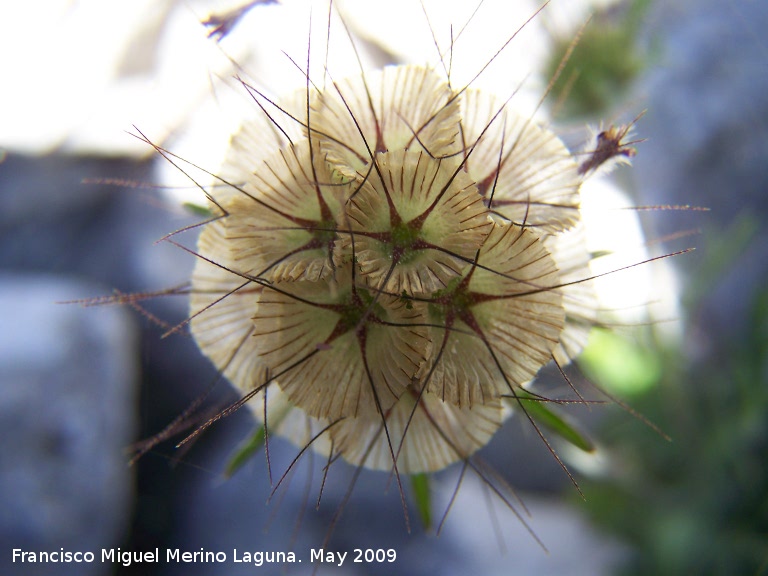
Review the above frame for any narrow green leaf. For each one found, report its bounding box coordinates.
[184,202,213,217]
[225,426,265,478]
[410,473,432,531]
[515,391,595,453]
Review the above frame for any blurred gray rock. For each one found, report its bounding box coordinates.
[633,0,768,354]
[0,274,138,576]
[0,153,195,314]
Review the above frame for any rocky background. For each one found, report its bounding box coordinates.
[2,0,766,574]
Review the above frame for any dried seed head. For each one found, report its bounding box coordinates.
[68,0,694,550]
[187,59,602,476]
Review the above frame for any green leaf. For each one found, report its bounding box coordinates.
[224,426,265,478]
[183,202,213,217]
[579,329,662,396]
[514,390,595,453]
[410,473,432,531]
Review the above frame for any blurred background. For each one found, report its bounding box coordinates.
[1,0,766,574]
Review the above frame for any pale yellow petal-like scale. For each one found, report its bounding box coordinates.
[189,221,267,390]
[425,222,565,407]
[331,389,502,473]
[222,139,351,283]
[542,222,599,365]
[425,330,501,408]
[249,267,431,421]
[461,89,582,232]
[344,149,492,295]
[313,65,462,176]
[214,88,309,206]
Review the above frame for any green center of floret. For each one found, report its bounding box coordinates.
[390,221,422,263]
[333,288,385,335]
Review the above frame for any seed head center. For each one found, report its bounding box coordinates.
[390,221,422,262]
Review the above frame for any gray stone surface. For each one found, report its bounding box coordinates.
[0,274,138,575]
[0,153,195,309]
[633,0,768,357]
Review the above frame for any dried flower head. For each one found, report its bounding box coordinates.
[185,46,591,482]
[103,0,693,548]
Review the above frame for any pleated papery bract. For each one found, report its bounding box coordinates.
[222,139,351,283]
[312,65,463,177]
[343,149,493,295]
[420,221,565,408]
[542,222,599,366]
[330,387,503,474]
[460,89,582,232]
[249,263,432,421]
[190,220,267,390]
[188,63,602,473]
